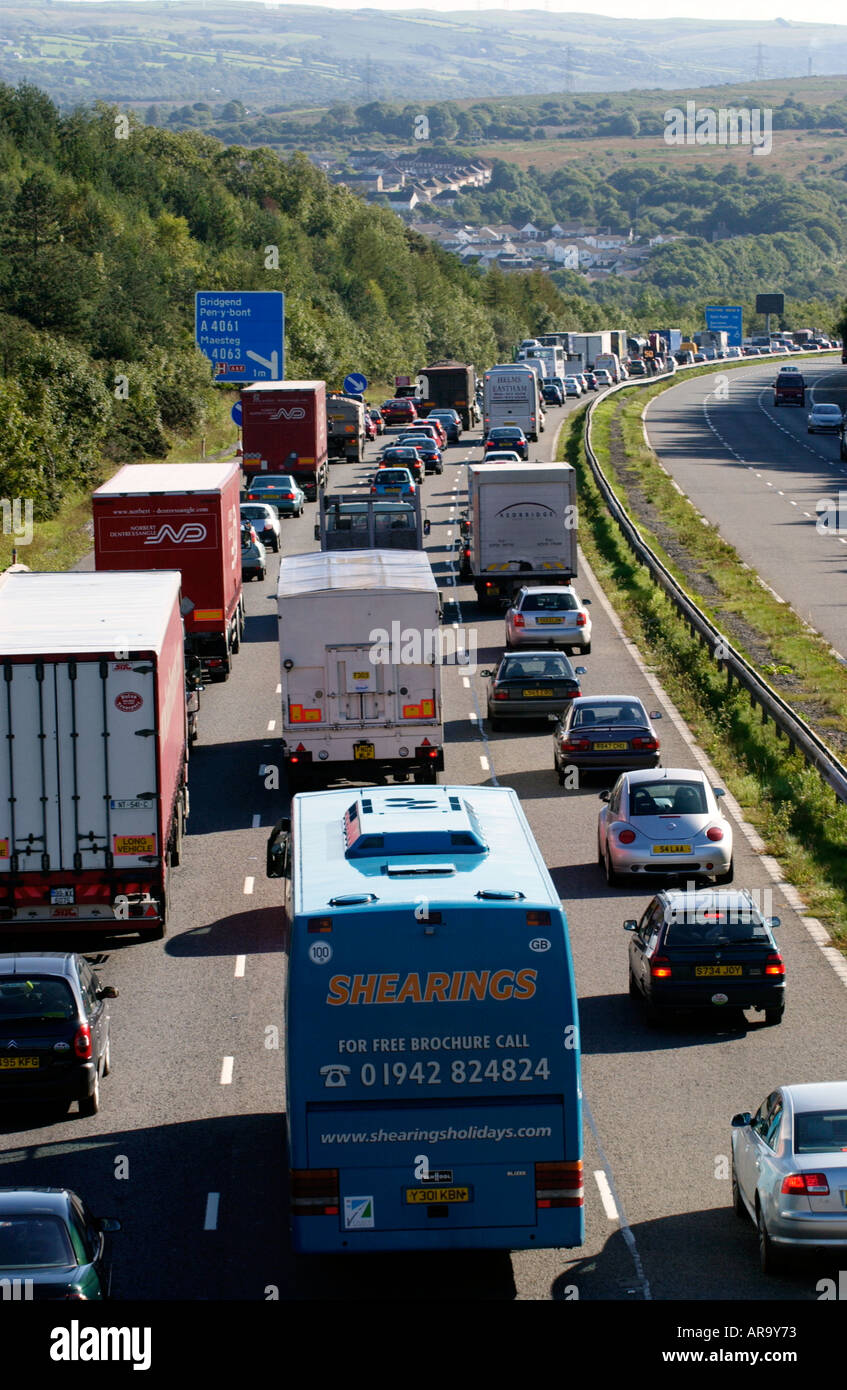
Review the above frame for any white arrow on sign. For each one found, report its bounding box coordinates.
[246,349,280,377]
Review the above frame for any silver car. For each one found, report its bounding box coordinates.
[808,402,843,434]
[597,766,733,887]
[732,1083,847,1274]
[505,586,592,654]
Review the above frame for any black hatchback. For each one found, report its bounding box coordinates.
[625,889,785,1026]
[0,954,117,1117]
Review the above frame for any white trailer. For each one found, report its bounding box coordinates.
[467,463,578,607]
[0,570,189,938]
[568,333,612,368]
[277,550,445,791]
[483,365,543,440]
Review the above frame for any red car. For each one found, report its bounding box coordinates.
[381,398,419,425]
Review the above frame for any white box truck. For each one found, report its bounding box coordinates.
[467,463,578,607]
[277,551,445,792]
[568,333,611,368]
[0,570,189,940]
[483,365,543,440]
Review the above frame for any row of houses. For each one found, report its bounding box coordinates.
[314,151,682,276]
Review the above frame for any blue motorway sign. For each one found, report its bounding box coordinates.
[705,305,743,347]
[231,400,242,427]
[343,372,368,396]
[195,291,284,383]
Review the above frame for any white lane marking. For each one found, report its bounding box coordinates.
[462,676,470,688]
[234,955,246,978]
[276,683,281,694]
[594,1169,619,1220]
[469,711,478,723]
[479,755,489,771]
[252,813,260,829]
[584,1098,651,1299]
[220,1057,234,1085]
[243,876,255,895]
[204,1193,220,1230]
[267,720,276,731]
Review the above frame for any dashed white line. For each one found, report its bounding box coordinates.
[243,876,255,895]
[234,955,246,978]
[220,1057,234,1086]
[594,1169,619,1220]
[462,676,470,688]
[204,1193,220,1230]
[276,683,281,694]
[267,720,276,731]
[479,754,489,771]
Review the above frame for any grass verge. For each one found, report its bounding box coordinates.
[561,395,847,948]
[0,388,239,573]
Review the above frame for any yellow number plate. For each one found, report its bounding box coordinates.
[0,1057,39,1069]
[652,844,692,854]
[695,965,743,977]
[595,742,628,751]
[522,688,554,697]
[406,1187,470,1205]
[354,743,375,760]
[536,616,562,625]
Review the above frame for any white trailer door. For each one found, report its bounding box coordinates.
[0,658,160,876]
[327,646,388,724]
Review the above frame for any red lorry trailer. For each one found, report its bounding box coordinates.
[0,570,188,940]
[240,381,328,501]
[93,462,243,682]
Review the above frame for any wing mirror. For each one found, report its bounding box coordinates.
[266,818,292,879]
[731,1113,752,1127]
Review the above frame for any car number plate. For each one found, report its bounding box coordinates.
[522,688,554,697]
[354,743,375,760]
[652,844,692,854]
[0,1057,39,1069]
[695,965,742,977]
[536,617,562,625]
[405,1187,470,1205]
[595,742,629,751]
[50,887,75,905]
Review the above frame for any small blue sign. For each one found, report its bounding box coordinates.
[231,400,242,427]
[343,372,368,396]
[195,290,284,383]
[705,305,743,348]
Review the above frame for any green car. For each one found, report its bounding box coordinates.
[0,1188,120,1299]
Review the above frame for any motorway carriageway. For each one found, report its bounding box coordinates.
[2,393,847,1303]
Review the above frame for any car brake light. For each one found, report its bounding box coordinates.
[631,737,659,751]
[562,738,590,752]
[493,689,509,701]
[513,613,525,628]
[284,492,295,500]
[781,1172,829,1195]
[535,1160,583,1208]
[706,826,724,842]
[765,953,785,977]
[576,612,587,627]
[650,956,672,979]
[617,828,636,844]
[74,1024,92,1060]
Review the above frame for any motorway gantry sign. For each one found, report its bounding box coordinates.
[195,290,285,383]
[705,305,743,347]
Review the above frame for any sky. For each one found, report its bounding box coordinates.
[247,0,847,22]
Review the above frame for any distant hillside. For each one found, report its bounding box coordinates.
[2,3,847,107]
